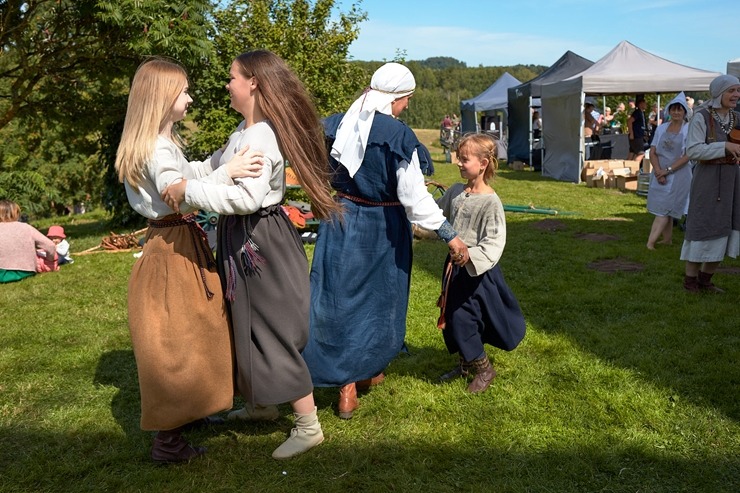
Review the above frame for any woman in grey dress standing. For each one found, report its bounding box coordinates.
[646,93,691,250]
[681,75,740,292]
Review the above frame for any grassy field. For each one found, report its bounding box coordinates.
[0,130,738,492]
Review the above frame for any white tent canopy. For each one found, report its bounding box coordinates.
[728,58,740,77]
[540,40,721,182]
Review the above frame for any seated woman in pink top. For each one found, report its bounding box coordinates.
[0,200,57,283]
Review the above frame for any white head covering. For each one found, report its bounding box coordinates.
[665,91,689,120]
[331,62,416,177]
[709,74,740,109]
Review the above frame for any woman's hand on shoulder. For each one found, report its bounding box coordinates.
[161,179,187,213]
[226,144,264,179]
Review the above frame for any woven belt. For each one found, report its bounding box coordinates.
[700,158,739,165]
[336,191,401,207]
[147,212,216,300]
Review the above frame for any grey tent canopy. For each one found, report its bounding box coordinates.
[507,51,593,163]
[540,40,721,182]
[459,72,521,134]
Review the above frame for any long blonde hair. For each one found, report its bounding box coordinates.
[233,50,342,220]
[115,58,188,191]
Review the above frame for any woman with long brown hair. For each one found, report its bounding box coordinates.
[163,50,341,459]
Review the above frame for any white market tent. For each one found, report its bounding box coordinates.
[540,40,721,182]
[459,72,521,134]
[507,51,593,164]
[728,58,740,77]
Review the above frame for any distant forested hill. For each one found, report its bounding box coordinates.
[350,58,547,128]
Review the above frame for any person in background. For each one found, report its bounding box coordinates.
[681,75,740,293]
[612,102,627,131]
[0,200,57,283]
[163,50,343,459]
[648,102,661,144]
[436,133,526,393]
[584,103,602,159]
[603,106,614,128]
[685,96,695,118]
[646,93,691,250]
[627,97,648,161]
[115,58,263,464]
[47,225,73,265]
[583,103,601,137]
[532,110,542,139]
[303,62,469,420]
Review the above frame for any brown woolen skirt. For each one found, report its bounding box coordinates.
[128,216,234,431]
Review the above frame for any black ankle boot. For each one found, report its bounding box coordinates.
[683,275,700,293]
[439,357,471,382]
[698,271,724,293]
[151,428,206,464]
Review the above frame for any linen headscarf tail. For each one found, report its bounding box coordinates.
[331,62,416,177]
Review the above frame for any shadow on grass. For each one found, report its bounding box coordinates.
[0,426,737,492]
[93,349,143,439]
[410,218,740,423]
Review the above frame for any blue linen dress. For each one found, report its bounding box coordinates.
[303,113,424,387]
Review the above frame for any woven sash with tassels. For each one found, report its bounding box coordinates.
[436,259,454,329]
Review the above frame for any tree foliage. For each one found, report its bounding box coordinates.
[186,0,367,160]
[0,0,215,221]
[0,0,543,225]
[352,59,546,129]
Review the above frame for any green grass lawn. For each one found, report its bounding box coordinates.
[1,135,738,492]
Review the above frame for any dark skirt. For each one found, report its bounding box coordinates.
[442,260,526,362]
[303,200,412,387]
[216,206,313,406]
[128,217,234,431]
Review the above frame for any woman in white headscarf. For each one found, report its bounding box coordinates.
[303,63,468,419]
[681,74,740,292]
[646,92,691,249]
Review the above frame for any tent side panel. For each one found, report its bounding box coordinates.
[541,78,583,182]
[507,86,532,162]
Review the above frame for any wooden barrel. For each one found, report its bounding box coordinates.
[636,172,650,197]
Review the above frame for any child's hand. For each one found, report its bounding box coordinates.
[226,145,264,179]
[161,180,187,213]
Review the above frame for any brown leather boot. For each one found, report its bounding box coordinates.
[683,275,700,293]
[698,271,724,293]
[338,383,358,419]
[467,355,496,394]
[151,428,206,465]
[439,357,471,382]
[357,373,385,391]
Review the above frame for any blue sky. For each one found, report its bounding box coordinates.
[347,0,737,74]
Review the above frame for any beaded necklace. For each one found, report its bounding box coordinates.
[710,108,736,135]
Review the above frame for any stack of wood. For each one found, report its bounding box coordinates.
[78,228,146,255]
[100,231,142,250]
